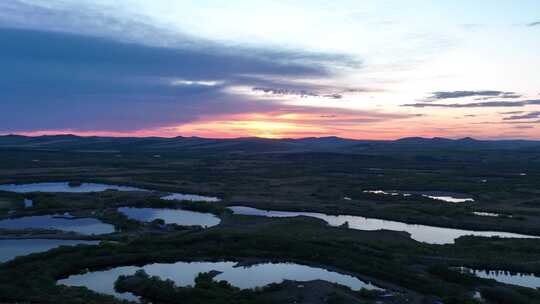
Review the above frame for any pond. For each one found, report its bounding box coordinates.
[58,261,381,302]
[0,182,145,193]
[0,182,221,202]
[161,193,220,203]
[0,239,99,263]
[0,215,115,235]
[228,206,539,245]
[456,267,540,289]
[23,199,33,208]
[472,212,508,217]
[363,190,474,203]
[118,207,220,228]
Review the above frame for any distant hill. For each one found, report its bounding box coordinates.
[375,136,540,150]
[0,134,538,154]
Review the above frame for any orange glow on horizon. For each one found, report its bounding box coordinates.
[10,109,539,140]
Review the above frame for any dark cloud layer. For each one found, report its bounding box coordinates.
[528,21,540,27]
[0,1,361,70]
[503,111,540,120]
[424,90,518,101]
[402,99,540,108]
[0,27,360,132]
[499,111,525,115]
[475,93,522,100]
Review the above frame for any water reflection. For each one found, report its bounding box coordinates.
[0,182,145,193]
[0,239,99,263]
[363,190,474,203]
[59,261,380,302]
[161,193,220,203]
[472,212,508,218]
[457,267,540,289]
[118,207,220,228]
[228,206,538,244]
[0,215,115,235]
[23,199,33,208]
[0,182,220,202]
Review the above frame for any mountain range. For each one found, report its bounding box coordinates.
[0,134,538,154]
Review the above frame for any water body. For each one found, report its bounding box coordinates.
[59,261,380,302]
[0,215,115,235]
[0,182,220,202]
[473,212,508,218]
[0,239,99,263]
[364,190,401,196]
[422,193,474,203]
[118,207,220,228]
[161,193,220,203]
[457,267,540,289]
[0,182,145,193]
[23,199,33,208]
[228,206,538,245]
[363,190,474,203]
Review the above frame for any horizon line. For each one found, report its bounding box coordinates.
[2,133,539,142]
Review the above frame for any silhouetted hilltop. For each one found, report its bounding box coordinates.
[0,134,538,154]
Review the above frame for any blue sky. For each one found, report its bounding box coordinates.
[1,0,539,139]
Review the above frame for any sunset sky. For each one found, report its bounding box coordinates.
[1,0,540,139]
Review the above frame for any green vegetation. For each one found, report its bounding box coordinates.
[1,144,540,303]
[2,216,540,303]
[0,191,25,215]
[115,270,262,304]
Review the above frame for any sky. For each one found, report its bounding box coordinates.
[1,0,539,139]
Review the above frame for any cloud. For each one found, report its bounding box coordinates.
[499,111,525,115]
[472,119,540,126]
[252,87,343,99]
[248,84,382,100]
[504,120,540,124]
[255,106,420,124]
[0,26,362,133]
[423,90,518,101]
[475,93,522,100]
[2,2,411,138]
[502,111,540,120]
[528,21,540,27]
[170,105,424,138]
[170,79,225,87]
[402,99,540,108]
[0,1,363,70]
